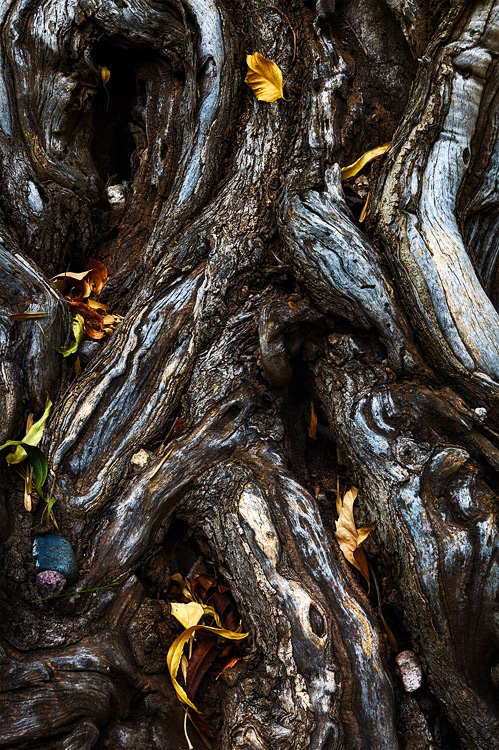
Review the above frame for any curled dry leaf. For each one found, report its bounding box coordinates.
[88,257,108,296]
[167,623,249,712]
[335,485,373,586]
[341,142,392,181]
[52,270,92,299]
[245,52,287,102]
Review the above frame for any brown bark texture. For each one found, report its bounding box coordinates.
[0,0,498,747]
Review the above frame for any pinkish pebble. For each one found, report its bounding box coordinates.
[36,570,67,598]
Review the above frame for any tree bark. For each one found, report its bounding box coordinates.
[0,0,498,748]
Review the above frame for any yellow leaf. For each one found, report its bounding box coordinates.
[335,486,373,586]
[341,142,391,181]
[101,66,111,86]
[309,402,317,440]
[201,605,222,628]
[167,624,249,712]
[9,312,49,320]
[245,52,287,102]
[167,628,201,712]
[171,602,205,629]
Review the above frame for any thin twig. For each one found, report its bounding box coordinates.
[368,558,382,609]
[31,580,121,603]
[50,508,60,532]
[237,5,296,62]
[149,446,174,479]
[343,20,368,57]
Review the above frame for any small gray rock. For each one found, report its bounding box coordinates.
[78,340,101,365]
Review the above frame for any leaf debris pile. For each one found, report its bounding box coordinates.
[166,572,249,748]
[52,258,121,345]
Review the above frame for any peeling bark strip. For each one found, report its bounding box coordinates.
[0,0,498,747]
[376,3,499,407]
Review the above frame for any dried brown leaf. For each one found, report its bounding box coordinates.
[335,486,373,586]
[88,258,109,296]
[52,270,92,299]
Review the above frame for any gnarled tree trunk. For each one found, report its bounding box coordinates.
[0,0,498,747]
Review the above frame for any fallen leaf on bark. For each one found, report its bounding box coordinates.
[359,192,370,222]
[216,656,243,678]
[341,142,391,180]
[245,52,287,102]
[88,257,108,295]
[52,270,92,299]
[335,484,373,586]
[9,311,49,320]
[52,259,119,348]
[100,66,111,86]
[186,639,218,700]
[167,571,249,733]
[0,422,56,525]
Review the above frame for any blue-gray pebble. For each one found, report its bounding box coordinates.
[33,533,79,585]
[78,340,101,365]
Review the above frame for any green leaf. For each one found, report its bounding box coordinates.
[56,314,84,357]
[0,395,52,464]
[0,440,50,498]
[19,444,48,497]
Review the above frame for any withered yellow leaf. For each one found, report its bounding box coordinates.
[101,66,111,86]
[341,142,391,181]
[167,623,249,712]
[309,402,317,440]
[245,52,286,102]
[335,486,373,586]
[171,601,205,629]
